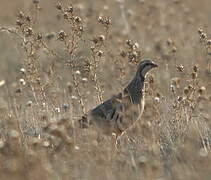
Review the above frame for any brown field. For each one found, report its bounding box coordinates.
[0,0,211,179]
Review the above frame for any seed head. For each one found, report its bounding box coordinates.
[36,33,42,40]
[92,37,98,44]
[74,16,82,23]
[99,35,105,41]
[105,17,111,25]
[166,38,174,46]
[154,97,160,103]
[177,96,183,102]
[26,16,32,22]
[126,39,133,47]
[90,46,95,52]
[198,86,206,95]
[128,51,138,62]
[25,27,33,36]
[188,84,193,90]
[20,68,26,73]
[26,101,33,107]
[75,70,81,75]
[200,33,207,39]
[176,65,184,72]
[66,6,73,13]
[55,107,61,113]
[16,19,23,27]
[98,16,103,23]
[19,79,26,85]
[97,50,103,57]
[193,65,199,72]
[56,2,62,10]
[58,30,67,41]
[166,38,173,46]
[78,26,83,32]
[98,16,111,26]
[198,28,203,35]
[63,12,69,19]
[172,46,177,53]
[133,42,139,49]
[17,11,24,19]
[184,87,189,95]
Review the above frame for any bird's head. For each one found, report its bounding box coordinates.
[137,59,158,78]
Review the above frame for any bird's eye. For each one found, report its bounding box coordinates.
[144,63,150,67]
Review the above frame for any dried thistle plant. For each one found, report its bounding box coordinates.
[198,28,211,72]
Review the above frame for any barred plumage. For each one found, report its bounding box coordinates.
[79,59,158,138]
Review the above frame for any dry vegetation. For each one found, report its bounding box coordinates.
[0,0,211,179]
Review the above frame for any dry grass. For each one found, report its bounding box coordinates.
[0,0,211,179]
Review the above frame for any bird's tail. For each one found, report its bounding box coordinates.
[78,114,90,128]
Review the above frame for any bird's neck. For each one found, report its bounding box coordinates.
[124,75,145,104]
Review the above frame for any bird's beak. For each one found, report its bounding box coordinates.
[151,62,158,68]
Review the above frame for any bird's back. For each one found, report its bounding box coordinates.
[88,87,144,135]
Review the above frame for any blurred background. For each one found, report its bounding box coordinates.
[0,0,211,180]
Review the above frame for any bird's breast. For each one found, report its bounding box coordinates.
[139,95,145,116]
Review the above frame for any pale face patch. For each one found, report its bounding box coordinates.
[141,64,154,77]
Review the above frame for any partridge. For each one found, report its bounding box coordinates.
[80,59,158,138]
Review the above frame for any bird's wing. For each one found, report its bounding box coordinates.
[90,92,122,117]
[105,104,122,123]
[124,76,144,104]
